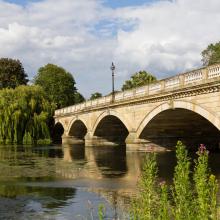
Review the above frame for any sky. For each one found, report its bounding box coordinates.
[0,0,220,97]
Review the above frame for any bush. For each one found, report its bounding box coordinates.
[131,141,218,220]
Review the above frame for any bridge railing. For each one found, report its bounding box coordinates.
[55,63,220,116]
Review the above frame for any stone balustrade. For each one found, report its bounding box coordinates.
[149,83,161,93]
[184,70,203,84]
[165,77,180,89]
[55,63,220,116]
[208,65,220,78]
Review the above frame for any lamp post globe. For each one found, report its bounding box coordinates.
[110,62,115,102]
[111,62,115,71]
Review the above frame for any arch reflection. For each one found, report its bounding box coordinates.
[92,146,128,178]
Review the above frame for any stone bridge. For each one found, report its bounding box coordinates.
[54,63,220,151]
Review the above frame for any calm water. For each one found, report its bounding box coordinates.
[0,144,220,219]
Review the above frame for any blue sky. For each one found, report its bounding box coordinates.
[6,0,38,4]
[103,0,157,8]
[6,0,157,8]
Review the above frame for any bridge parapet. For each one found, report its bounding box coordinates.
[55,63,220,116]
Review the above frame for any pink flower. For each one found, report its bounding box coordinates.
[197,144,209,155]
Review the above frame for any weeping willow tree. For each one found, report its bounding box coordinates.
[0,85,55,144]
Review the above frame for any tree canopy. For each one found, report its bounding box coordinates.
[34,64,77,108]
[201,41,220,66]
[0,58,28,89]
[0,85,55,144]
[122,71,157,91]
[74,92,85,104]
[90,92,102,100]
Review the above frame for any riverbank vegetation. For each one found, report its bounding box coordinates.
[130,141,218,220]
[0,58,85,144]
[0,85,55,144]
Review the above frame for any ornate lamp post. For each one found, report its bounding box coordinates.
[110,62,115,102]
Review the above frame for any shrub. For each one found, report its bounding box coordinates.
[131,141,218,220]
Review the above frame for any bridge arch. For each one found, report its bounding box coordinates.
[67,117,88,135]
[91,110,132,136]
[136,100,220,149]
[68,118,88,140]
[91,110,131,146]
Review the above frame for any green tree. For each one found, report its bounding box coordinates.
[34,64,77,108]
[0,85,55,144]
[122,71,157,91]
[201,41,220,66]
[0,58,28,89]
[74,92,85,104]
[90,92,102,100]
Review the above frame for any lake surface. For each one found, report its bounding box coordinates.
[0,144,220,219]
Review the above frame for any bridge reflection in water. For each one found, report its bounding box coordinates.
[57,144,169,214]
[60,144,142,182]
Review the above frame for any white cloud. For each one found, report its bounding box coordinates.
[114,0,220,76]
[0,0,220,97]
